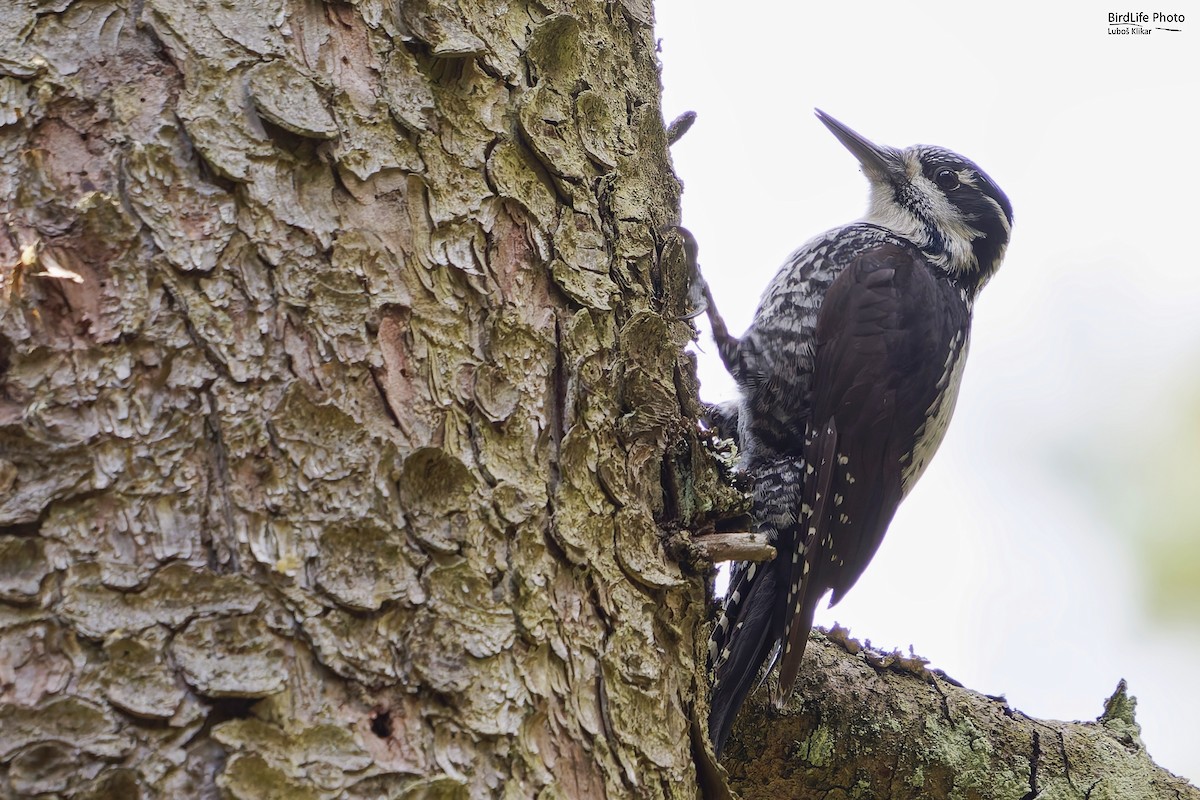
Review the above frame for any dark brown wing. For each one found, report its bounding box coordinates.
[776,241,969,693]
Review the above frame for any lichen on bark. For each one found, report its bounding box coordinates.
[721,631,1200,800]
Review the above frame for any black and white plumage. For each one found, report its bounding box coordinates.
[703,111,1013,755]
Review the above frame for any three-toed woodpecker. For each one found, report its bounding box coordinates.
[701,111,1013,755]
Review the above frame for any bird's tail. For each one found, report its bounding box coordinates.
[707,456,806,755]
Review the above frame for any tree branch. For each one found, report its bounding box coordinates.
[691,532,775,564]
[719,627,1199,799]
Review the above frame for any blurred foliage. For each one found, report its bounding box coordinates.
[1136,375,1200,624]
[1063,369,1200,628]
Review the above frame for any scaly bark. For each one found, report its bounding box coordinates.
[0,1,729,797]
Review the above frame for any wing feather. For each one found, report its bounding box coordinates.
[775,241,962,698]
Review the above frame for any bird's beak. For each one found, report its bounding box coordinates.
[814,110,899,181]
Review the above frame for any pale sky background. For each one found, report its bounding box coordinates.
[654,0,1200,782]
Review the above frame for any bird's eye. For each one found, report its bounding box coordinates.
[935,168,961,191]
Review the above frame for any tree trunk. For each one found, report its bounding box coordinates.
[0,1,720,797]
[2,2,1196,799]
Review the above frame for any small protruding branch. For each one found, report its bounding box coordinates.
[692,532,774,564]
[666,110,697,145]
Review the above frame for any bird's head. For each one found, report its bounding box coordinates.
[816,109,1013,295]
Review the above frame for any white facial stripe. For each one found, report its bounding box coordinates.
[862,151,985,275]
